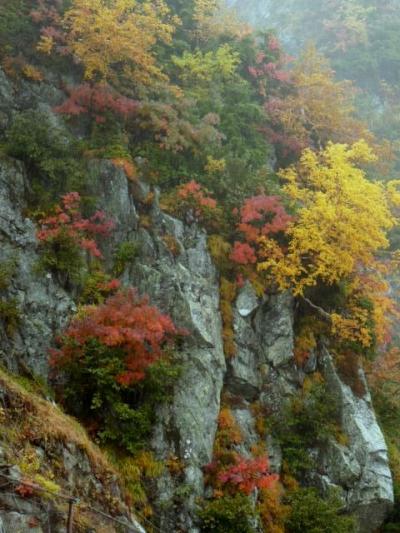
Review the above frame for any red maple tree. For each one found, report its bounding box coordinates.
[205,454,278,496]
[51,288,181,386]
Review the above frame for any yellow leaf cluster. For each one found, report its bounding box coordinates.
[331,309,371,348]
[220,277,237,358]
[294,324,317,366]
[36,35,54,55]
[22,64,44,82]
[205,156,226,175]
[63,0,179,86]
[208,234,231,272]
[258,141,395,296]
[258,483,289,533]
[386,179,400,209]
[345,272,398,347]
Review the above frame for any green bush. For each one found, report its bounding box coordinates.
[113,241,140,276]
[284,488,356,533]
[0,298,20,336]
[0,258,20,336]
[383,481,400,531]
[37,231,85,287]
[0,0,35,57]
[80,268,118,304]
[273,378,341,478]
[3,110,87,208]
[60,340,180,453]
[0,258,17,291]
[199,494,258,533]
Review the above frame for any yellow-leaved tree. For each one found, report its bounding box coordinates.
[63,0,179,86]
[257,140,399,347]
[259,140,395,295]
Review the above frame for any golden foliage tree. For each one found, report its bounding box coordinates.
[63,0,179,86]
[256,140,399,348]
[258,141,395,295]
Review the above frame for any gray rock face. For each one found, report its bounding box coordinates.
[321,350,393,531]
[0,160,75,377]
[127,207,226,532]
[0,138,224,532]
[228,289,393,531]
[227,289,297,475]
[79,160,225,530]
[0,148,394,531]
[236,281,259,317]
[88,159,139,261]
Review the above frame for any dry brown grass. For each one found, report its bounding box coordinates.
[0,367,116,479]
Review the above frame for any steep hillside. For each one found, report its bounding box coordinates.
[0,1,399,532]
[0,366,145,532]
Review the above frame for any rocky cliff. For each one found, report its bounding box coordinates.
[0,68,394,532]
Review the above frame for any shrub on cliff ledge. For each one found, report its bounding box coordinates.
[284,488,355,533]
[51,288,182,452]
[3,110,87,207]
[199,493,258,533]
[36,192,114,284]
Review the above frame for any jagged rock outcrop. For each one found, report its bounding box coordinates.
[0,159,75,377]
[94,165,226,531]
[320,349,393,531]
[0,151,394,531]
[226,282,393,532]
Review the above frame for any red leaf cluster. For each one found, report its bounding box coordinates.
[51,289,181,386]
[230,195,292,265]
[55,84,139,123]
[178,180,217,210]
[37,192,114,258]
[206,455,278,495]
[15,481,35,498]
[246,35,293,99]
[248,62,291,83]
[239,195,292,240]
[230,242,257,265]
